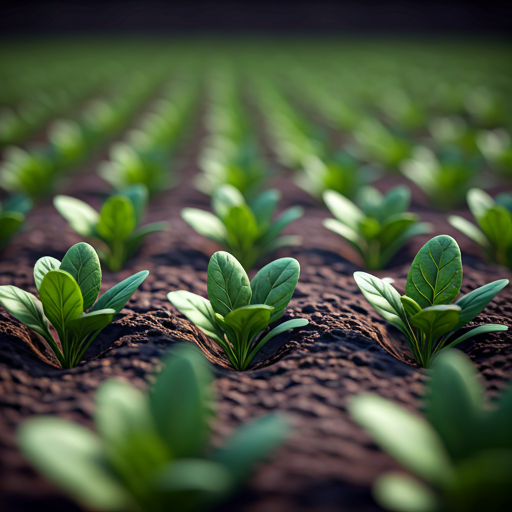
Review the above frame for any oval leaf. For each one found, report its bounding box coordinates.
[96,195,136,242]
[406,235,462,309]
[53,195,99,237]
[60,242,102,310]
[34,256,61,291]
[410,305,461,342]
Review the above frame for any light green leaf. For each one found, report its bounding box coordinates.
[39,270,83,344]
[410,305,461,342]
[323,218,367,258]
[207,251,251,317]
[214,414,289,484]
[91,270,148,314]
[454,279,509,329]
[34,256,61,290]
[406,235,462,309]
[401,295,422,317]
[479,205,512,248]
[443,324,508,350]
[353,272,408,333]
[467,188,494,222]
[181,208,227,246]
[60,242,102,310]
[323,189,364,230]
[96,195,136,242]
[448,215,492,252]
[212,184,245,219]
[374,473,439,512]
[250,258,300,323]
[149,344,213,458]
[350,394,452,484]
[17,417,132,511]
[53,195,99,237]
[167,290,224,344]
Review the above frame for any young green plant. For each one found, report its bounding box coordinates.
[0,242,148,368]
[323,186,431,269]
[54,184,168,272]
[354,235,508,367]
[350,350,512,512]
[18,343,289,512]
[449,188,512,268]
[182,184,303,270]
[168,251,308,371]
[0,193,32,250]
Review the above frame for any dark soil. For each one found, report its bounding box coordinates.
[1,125,511,512]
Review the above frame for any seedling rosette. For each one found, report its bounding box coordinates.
[350,350,512,512]
[0,242,148,368]
[354,235,508,367]
[168,251,309,371]
[18,344,289,512]
[54,184,168,271]
[323,186,431,269]
[182,184,303,270]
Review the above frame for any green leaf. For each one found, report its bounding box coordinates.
[149,344,213,458]
[53,195,99,237]
[223,204,259,253]
[401,296,422,317]
[207,251,251,317]
[181,208,227,246]
[39,270,83,344]
[250,258,300,323]
[410,305,461,342]
[454,279,509,329]
[479,205,512,248]
[260,206,303,245]
[214,414,289,484]
[212,184,245,219]
[353,272,408,333]
[379,185,411,220]
[323,218,367,258]
[17,417,133,511]
[323,189,364,230]
[426,350,484,461]
[358,216,381,240]
[96,195,136,242]
[250,189,280,227]
[374,473,439,512]
[406,235,462,309]
[125,221,169,256]
[378,213,418,248]
[350,394,453,484]
[448,215,492,253]
[467,188,494,222]
[167,290,224,344]
[91,270,148,314]
[0,212,24,246]
[444,324,508,350]
[60,242,102,310]
[2,193,32,214]
[34,256,61,290]
[119,184,148,225]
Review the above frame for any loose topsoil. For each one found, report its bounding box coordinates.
[1,128,511,512]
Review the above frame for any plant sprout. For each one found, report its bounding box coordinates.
[0,242,148,368]
[168,251,308,371]
[354,235,508,367]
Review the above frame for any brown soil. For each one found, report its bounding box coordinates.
[1,129,511,512]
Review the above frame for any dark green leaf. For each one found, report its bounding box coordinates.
[478,205,512,248]
[91,270,148,314]
[34,256,61,290]
[67,309,115,345]
[207,251,251,317]
[53,195,99,237]
[379,185,411,220]
[378,214,418,248]
[2,193,32,215]
[60,243,102,310]
[223,205,259,253]
[260,206,303,245]
[410,305,461,342]
[96,195,136,242]
[118,184,148,225]
[249,189,280,227]
[406,235,462,309]
[444,324,508,350]
[0,212,24,246]
[250,258,300,323]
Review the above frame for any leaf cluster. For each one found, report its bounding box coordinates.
[0,193,32,250]
[0,242,148,368]
[324,186,431,269]
[354,235,508,367]
[18,344,289,512]
[168,251,308,371]
[350,350,512,512]
[54,184,168,272]
[449,189,512,269]
[182,184,303,270]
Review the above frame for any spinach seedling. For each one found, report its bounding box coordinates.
[401,146,480,208]
[295,152,379,200]
[449,188,512,268]
[54,184,168,272]
[99,142,173,196]
[354,235,508,367]
[350,350,512,512]
[0,242,148,368]
[18,344,289,512]
[323,186,431,269]
[0,193,32,250]
[168,251,309,371]
[182,184,303,270]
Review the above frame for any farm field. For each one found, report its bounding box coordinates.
[0,37,511,512]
